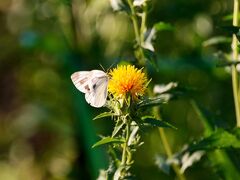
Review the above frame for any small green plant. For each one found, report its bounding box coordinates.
[92,65,176,179]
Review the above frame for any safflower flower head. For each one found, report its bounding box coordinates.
[108,65,148,100]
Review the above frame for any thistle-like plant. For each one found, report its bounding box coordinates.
[93,65,176,179]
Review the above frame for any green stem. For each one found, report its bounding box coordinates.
[140,9,147,43]
[158,129,186,180]
[232,0,240,127]
[153,107,186,180]
[127,0,146,65]
[190,100,212,136]
[191,100,240,179]
[121,119,130,166]
[127,0,141,44]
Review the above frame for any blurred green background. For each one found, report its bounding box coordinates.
[0,0,236,179]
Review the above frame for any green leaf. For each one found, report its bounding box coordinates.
[141,116,177,129]
[92,137,125,148]
[153,82,178,94]
[154,22,174,32]
[233,128,240,138]
[221,26,240,42]
[223,13,240,21]
[93,112,116,120]
[188,129,240,152]
[112,120,125,137]
[137,94,174,108]
[191,101,240,179]
[202,36,231,47]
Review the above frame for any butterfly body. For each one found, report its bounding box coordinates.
[71,70,109,108]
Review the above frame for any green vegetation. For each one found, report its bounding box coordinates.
[1,0,240,179]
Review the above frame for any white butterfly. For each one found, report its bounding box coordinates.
[71,70,109,108]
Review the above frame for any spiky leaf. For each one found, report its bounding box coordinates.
[141,116,177,129]
[93,112,116,120]
[92,137,125,148]
[137,94,174,108]
[188,129,240,152]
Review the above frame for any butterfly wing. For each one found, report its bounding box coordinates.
[85,76,108,108]
[71,70,108,108]
[90,70,107,77]
[71,71,92,93]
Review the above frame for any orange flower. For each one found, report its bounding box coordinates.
[108,65,148,99]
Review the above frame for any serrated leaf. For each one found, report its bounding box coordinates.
[191,101,240,179]
[188,129,240,152]
[93,112,116,120]
[137,94,174,108]
[142,116,177,129]
[92,137,125,148]
[154,22,174,32]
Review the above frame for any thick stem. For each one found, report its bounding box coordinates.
[232,0,240,127]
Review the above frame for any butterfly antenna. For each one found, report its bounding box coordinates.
[107,62,117,72]
[99,64,106,72]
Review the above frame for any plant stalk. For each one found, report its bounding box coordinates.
[154,107,186,180]
[127,0,146,65]
[118,117,131,178]
[158,128,186,180]
[232,0,240,127]
[127,1,185,178]
[121,118,131,167]
[140,8,147,43]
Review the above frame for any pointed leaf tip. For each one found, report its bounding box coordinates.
[92,137,125,148]
[93,112,117,120]
[142,116,177,129]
